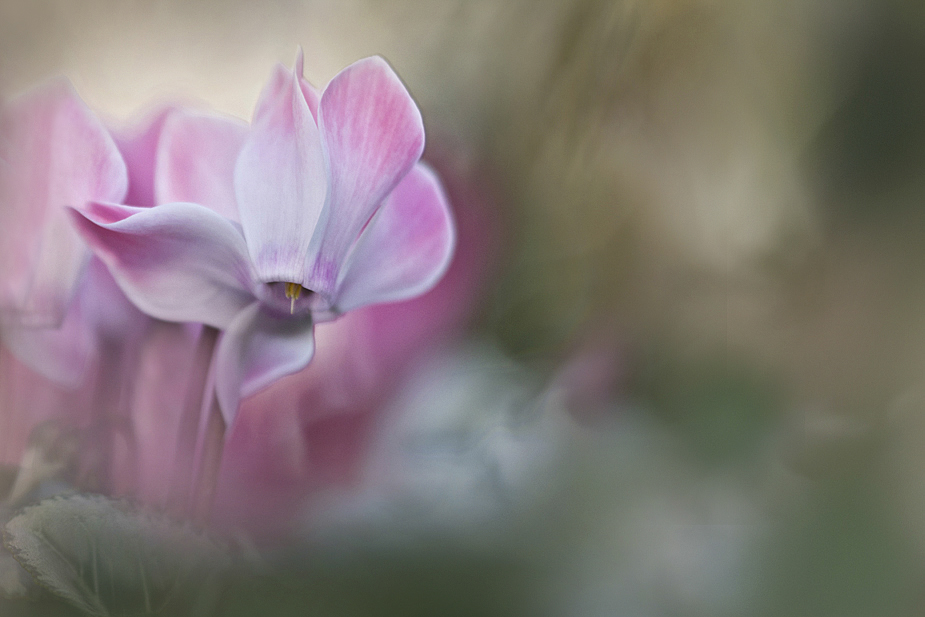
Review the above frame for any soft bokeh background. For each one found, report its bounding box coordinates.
[4,0,925,615]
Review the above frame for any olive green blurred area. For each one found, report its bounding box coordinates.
[5,0,925,615]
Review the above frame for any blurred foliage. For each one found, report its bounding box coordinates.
[809,8,925,220]
[629,349,781,466]
[215,546,530,617]
[1,541,534,617]
[759,448,924,617]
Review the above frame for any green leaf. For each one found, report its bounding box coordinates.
[2,494,228,616]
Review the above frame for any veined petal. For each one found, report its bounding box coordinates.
[156,109,247,221]
[214,302,315,425]
[334,163,455,313]
[0,78,128,327]
[308,56,424,294]
[234,52,325,285]
[69,201,256,328]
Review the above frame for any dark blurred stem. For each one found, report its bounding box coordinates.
[190,391,225,525]
[169,325,220,512]
[87,341,125,493]
[185,325,227,525]
[0,348,9,462]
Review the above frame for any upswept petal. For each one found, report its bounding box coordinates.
[334,163,455,313]
[307,56,425,295]
[295,49,322,121]
[253,50,320,124]
[0,78,128,327]
[156,109,247,221]
[213,302,315,424]
[69,201,255,328]
[234,53,325,285]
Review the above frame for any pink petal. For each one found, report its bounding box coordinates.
[156,109,248,221]
[1,257,145,387]
[213,302,315,424]
[77,256,148,343]
[334,163,455,313]
[234,54,325,285]
[207,156,503,539]
[0,79,128,327]
[69,201,256,328]
[112,106,175,209]
[308,56,425,295]
[1,302,94,388]
[254,51,321,124]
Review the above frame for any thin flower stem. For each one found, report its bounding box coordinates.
[169,325,220,513]
[0,348,10,463]
[111,340,141,496]
[186,324,227,525]
[190,392,225,525]
[85,341,125,493]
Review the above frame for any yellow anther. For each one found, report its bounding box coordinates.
[284,282,303,314]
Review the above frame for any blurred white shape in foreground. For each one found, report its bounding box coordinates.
[303,342,574,547]
[302,340,767,616]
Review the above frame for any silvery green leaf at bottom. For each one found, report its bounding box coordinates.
[0,547,32,600]
[2,494,229,616]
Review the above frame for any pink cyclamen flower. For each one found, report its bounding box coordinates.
[211,154,503,538]
[71,51,456,423]
[0,78,136,387]
[0,78,128,328]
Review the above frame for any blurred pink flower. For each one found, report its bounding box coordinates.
[0,92,226,500]
[0,57,498,542]
[0,78,138,483]
[0,94,178,494]
[0,79,128,329]
[71,52,455,424]
[0,78,139,392]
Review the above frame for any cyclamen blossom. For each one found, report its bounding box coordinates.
[0,79,135,385]
[0,88,183,497]
[0,79,128,328]
[212,155,502,536]
[72,51,455,423]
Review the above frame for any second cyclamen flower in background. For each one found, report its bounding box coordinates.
[71,50,455,423]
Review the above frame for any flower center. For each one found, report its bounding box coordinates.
[284,282,304,314]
